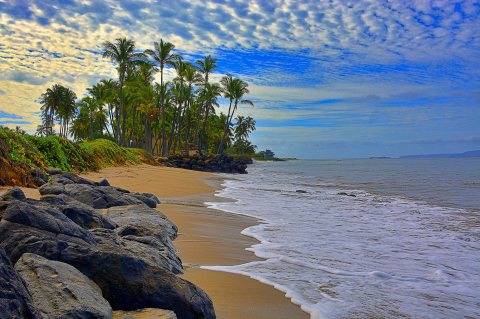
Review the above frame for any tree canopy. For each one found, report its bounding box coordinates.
[37,37,256,157]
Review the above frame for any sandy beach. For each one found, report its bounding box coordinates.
[79,164,309,319]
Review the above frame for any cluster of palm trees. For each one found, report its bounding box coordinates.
[38,84,77,138]
[37,37,256,156]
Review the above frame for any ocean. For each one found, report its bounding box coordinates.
[204,158,480,319]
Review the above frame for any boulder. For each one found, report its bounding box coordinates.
[39,183,147,209]
[0,187,26,201]
[46,167,62,175]
[0,248,42,319]
[39,174,159,209]
[15,253,112,319]
[0,200,215,319]
[97,178,111,186]
[41,194,117,230]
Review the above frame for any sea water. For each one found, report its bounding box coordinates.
[204,158,480,319]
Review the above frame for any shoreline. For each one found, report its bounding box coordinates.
[80,164,309,319]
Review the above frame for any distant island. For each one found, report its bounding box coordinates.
[400,150,480,158]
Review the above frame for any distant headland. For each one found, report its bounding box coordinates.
[400,150,480,158]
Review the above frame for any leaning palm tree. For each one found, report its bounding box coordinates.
[102,37,144,146]
[145,39,178,155]
[217,75,253,154]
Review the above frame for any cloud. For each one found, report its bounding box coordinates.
[0,70,48,85]
[0,0,478,157]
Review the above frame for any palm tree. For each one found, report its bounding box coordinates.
[182,62,203,154]
[40,84,76,137]
[198,82,222,151]
[39,84,65,136]
[194,55,218,149]
[145,40,178,155]
[56,87,77,138]
[102,37,144,146]
[217,75,253,153]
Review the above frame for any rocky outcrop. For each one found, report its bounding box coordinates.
[0,248,42,319]
[15,253,113,319]
[0,176,216,319]
[41,194,117,229]
[159,155,252,174]
[39,173,160,208]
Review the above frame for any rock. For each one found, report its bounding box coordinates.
[295,190,308,193]
[46,167,62,175]
[0,187,26,201]
[0,200,97,263]
[113,308,177,319]
[97,178,111,186]
[39,182,148,209]
[52,172,97,186]
[0,247,43,319]
[105,205,177,240]
[31,168,48,182]
[0,200,215,319]
[41,194,117,230]
[337,192,356,197]
[104,205,181,273]
[15,253,112,319]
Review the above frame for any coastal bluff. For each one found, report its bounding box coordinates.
[0,171,216,319]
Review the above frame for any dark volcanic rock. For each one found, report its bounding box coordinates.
[39,173,160,209]
[41,194,117,230]
[97,178,111,186]
[160,155,251,174]
[104,205,181,273]
[0,187,26,201]
[0,248,42,319]
[46,167,62,175]
[15,253,112,319]
[0,198,215,319]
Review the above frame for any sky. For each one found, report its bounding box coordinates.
[0,0,479,158]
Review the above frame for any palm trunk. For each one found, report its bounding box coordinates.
[194,101,203,150]
[118,74,124,146]
[184,84,192,155]
[200,101,211,152]
[217,99,233,154]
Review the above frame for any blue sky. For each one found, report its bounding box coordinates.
[0,0,479,158]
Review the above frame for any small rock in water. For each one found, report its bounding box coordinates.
[337,192,356,197]
[295,190,308,193]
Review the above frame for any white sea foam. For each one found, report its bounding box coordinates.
[205,160,480,319]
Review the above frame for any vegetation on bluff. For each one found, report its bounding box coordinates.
[0,126,147,186]
[36,37,257,157]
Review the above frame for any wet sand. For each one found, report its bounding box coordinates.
[82,164,309,319]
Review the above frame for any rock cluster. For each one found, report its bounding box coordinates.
[160,155,253,174]
[0,173,215,319]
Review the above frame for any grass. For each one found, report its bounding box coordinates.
[0,126,147,175]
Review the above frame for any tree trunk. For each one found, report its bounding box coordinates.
[217,99,233,154]
[118,75,124,146]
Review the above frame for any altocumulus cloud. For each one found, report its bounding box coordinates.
[0,0,479,157]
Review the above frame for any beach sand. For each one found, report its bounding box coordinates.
[81,164,309,319]
[1,164,309,319]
